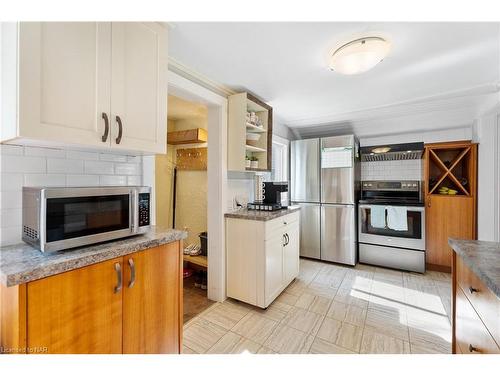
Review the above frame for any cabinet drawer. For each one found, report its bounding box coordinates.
[264,211,299,240]
[456,287,500,354]
[457,257,500,344]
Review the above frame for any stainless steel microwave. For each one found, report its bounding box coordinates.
[22,186,151,253]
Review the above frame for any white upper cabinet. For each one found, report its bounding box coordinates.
[1,22,168,154]
[17,22,112,147]
[110,23,167,153]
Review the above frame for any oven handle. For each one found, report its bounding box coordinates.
[358,204,425,212]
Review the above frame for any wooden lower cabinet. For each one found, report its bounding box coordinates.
[123,244,181,354]
[0,242,182,354]
[426,195,474,270]
[28,257,123,354]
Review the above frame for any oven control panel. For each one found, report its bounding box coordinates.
[138,193,150,227]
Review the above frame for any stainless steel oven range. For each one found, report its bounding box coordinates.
[22,186,151,253]
[358,180,425,273]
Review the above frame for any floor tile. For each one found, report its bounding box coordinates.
[408,326,451,354]
[276,291,301,306]
[182,345,198,354]
[309,337,356,354]
[360,327,410,354]
[201,301,250,330]
[257,346,277,354]
[327,300,366,327]
[316,317,363,352]
[252,300,293,321]
[263,324,314,354]
[304,282,339,298]
[282,306,324,334]
[365,304,409,341]
[206,332,261,354]
[334,286,369,309]
[183,318,228,353]
[231,312,279,344]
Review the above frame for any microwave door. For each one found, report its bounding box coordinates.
[41,188,135,252]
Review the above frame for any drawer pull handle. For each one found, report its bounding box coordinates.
[115,115,123,144]
[101,112,109,142]
[468,286,478,294]
[114,262,122,294]
[468,344,479,353]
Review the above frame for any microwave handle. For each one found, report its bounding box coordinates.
[131,189,138,233]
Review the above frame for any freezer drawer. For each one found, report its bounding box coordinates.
[359,243,425,273]
[293,202,320,259]
[291,139,320,203]
[321,204,356,265]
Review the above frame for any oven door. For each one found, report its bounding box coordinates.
[358,204,425,250]
[40,187,135,252]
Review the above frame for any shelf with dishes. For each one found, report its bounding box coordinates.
[228,92,273,172]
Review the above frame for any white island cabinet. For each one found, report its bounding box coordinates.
[226,210,300,308]
[1,22,167,154]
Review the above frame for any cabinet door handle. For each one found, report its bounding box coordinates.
[114,262,122,293]
[468,286,478,294]
[285,233,289,246]
[283,234,286,246]
[468,344,479,353]
[427,198,431,208]
[115,115,123,144]
[101,112,109,142]
[128,258,136,288]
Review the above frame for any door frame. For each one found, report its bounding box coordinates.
[144,71,228,302]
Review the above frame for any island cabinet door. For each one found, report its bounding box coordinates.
[26,257,123,354]
[122,242,182,354]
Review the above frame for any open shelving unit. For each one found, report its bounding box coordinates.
[228,92,273,172]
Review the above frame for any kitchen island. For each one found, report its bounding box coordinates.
[0,227,186,354]
[449,239,500,354]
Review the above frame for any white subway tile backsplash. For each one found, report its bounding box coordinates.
[127,175,142,186]
[0,208,22,228]
[66,150,99,160]
[66,174,100,187]
[0,191,22,209]
[1,173,23,191]
[100,153,127,162]
[100,175,127,186]
[115,163,140,175]
[1,145,144,246]
[24,174,66,187]
[24,146,66,158]
[1,155,46,173]
[0,226,21,246]
[84,160,114,175]
[47,158,84,174]
[361,159,422,181]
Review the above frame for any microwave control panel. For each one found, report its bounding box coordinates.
[138,193,150,227]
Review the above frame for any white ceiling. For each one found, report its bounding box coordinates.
[169,22,500,136]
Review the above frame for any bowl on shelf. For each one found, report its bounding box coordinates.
[246,132,261,147]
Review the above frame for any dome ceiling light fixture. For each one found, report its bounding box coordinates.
[329,36,391,75]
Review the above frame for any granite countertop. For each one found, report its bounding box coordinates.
[224,205,300,221]
[449,238,500,298]
[0,226,187,287]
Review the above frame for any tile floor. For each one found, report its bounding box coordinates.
[182,258,452,354]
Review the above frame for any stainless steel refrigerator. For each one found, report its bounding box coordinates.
[291,135,360,265]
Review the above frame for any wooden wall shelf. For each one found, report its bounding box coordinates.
[167,128,207,145]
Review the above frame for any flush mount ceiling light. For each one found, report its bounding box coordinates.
[329,37,391,75]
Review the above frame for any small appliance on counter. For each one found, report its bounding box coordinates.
[248,180,289,211]
[22,186,151,253]
[358,180,425,273]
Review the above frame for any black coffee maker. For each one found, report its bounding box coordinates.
[263,182,288,207]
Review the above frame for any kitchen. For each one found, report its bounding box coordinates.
[0,10,500,371]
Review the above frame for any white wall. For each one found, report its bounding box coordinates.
[0,144,143,246]
[473,109,500,241]
[359,127,472,147]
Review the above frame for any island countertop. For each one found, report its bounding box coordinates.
[448,238,500,299]
[224,206,300,221]
[0,227,187,287]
